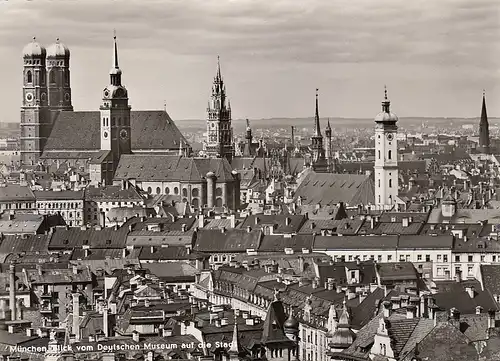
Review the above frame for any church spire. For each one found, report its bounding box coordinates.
[216,55,222,81]
[110,31,122,86]
[479,89,490,152]
[382,85,391,113]
[314,88,322,136]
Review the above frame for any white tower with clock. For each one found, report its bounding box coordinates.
[96,34,131,184]
[374,87,399,210]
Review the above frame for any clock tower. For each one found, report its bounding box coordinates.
[203,56,233,161]
[374,87,399,210]
[97,34,131,183]
[20,37,50,166]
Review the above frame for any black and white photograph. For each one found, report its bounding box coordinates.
[0,0,500,360]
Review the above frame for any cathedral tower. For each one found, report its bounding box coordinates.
[311,89,328,172]
[204,56,233,161]
[20,37,50,166]
[97,34,131,183]
[479,90,490,154]
[325,119,333,171]
[374,87,399,210]
[46,38,73,115]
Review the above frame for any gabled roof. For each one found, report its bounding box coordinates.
[84,185,143,201]
[260,299,293,345]
[0,184,35,202]
[114,155,236,183]
[194,229,261,252]
[42,110,187,152]
[48,226,129,249]
[294,172,375,206]
[240,215,306,234]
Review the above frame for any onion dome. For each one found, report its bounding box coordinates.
[23,37,46,58]
[284,312,299,330]
[375,86,398,122]
[46,38,70,58]
[330,327,356,348]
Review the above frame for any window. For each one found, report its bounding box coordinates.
[26,71,33,83]
[50,70,56,84]
[378,150,381,159]
[147,187,152,194]
[468,255,473,262]
[417,254,422,261]
[468,266,474,276]
[387,255,392,261]
[156,187,161,195]
[378,179,380,188]
[192,188,199,197]
[493,255,497,262]
[378,195,381,203]
[388,150,392,160]
[165,187,170,195]
[182,188,188,197]
[437,255,442,261]
[174,187,179,195]
[443,255,448,262]
[389,179,392,188]
[455,255,460,262]
[378,255,382,262]
[481,255,485,262]
[426,255,431,262]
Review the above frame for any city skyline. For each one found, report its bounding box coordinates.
[0,0,499,124]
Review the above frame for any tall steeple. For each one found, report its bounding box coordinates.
[311,88,327,172]
[110,30,122,86]
[204,56,233,161]
[314,88,322,137]
[479,90,490,153]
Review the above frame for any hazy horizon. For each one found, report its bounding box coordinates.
[0,0,499,124]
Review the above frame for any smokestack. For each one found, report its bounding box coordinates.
[103,305,109,337]
[9,263,16,321]
[72,293,80,341]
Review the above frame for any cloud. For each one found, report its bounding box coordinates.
[0,0,498,69]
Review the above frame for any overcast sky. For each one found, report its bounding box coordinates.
[0,0,499,124]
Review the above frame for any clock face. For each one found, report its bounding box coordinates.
[103,90,110,98]
[386,133,394,141]
[120,129,128,139]
[103,131,108,139]
[25,92,33,102]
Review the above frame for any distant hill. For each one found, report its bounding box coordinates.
[175,117,498,133]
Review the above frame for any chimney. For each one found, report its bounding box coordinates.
[162,327,173,337]
[466,286,475,299]
[150,246,156,254]
[26,328,33,337]
[402,217,409,228]
[475,306,483,315]
[198,214,205,228]
[132,331,140,342]
[254,217,259,225]
[215,319,221,327]
[220,226,226,233]
[122,248,128,258]
[246,226,252,233]
[359,292,367,304]
[181,223,187,232]
[370,217,375,229]
[311,279,318,289]
[229,214,236,228]
[72,293,80,341]
[336,285,342,294]
[72,265,78,275]
[406,305,416,319]
[285,217,291,226]
[382,301,392,318]
[8,263,16,322]
[103,305,109,337]
[99,212,106,228]
[84,249,90,258]
[488,309,496,329]
[450,307,460,322]
[347,287,356,300]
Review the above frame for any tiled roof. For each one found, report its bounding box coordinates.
[33,190,84,200]
[25,266,92,285]
[114,155,236,183]
[313,235,454,251]
[294,172,375,206]
[48,226,129,249]
[0,185,35,202]
[43,110,187,151]
[481,265,500,296]
[137,246,194,260]
[141,262,197,281]
[0,234,50,254]
[299,218,363,235]
[428,208,500,224]
[194,229,261,252]
[0,213,45,234]
[377,262,418,281]
[84,185,143,201]
[258,234,313,252]
[431,288,499,315]
[240,215,306,234]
